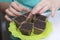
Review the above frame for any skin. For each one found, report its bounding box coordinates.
[0,2,10,12]
[1,0,60,21]
[5,1,30,21]
[29,0,60,17]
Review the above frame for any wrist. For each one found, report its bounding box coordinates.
[0,2,10,13]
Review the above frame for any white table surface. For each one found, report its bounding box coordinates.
[42,10,60,40]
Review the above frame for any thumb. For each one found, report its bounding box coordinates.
[51,8,56,17]
[23,7,31,12]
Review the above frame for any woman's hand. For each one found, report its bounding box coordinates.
[5,1,30,21]
[30,0,60,17]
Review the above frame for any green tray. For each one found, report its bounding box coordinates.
[8,20,52,40]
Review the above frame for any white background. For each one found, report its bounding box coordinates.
[42,10,60,40]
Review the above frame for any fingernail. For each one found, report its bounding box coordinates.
[51,15,54,17]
